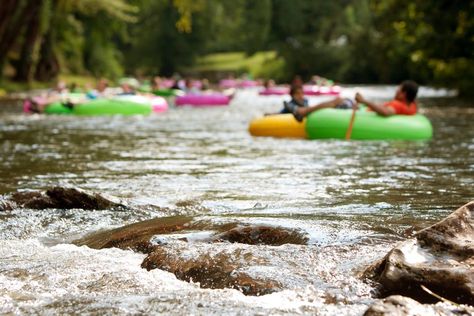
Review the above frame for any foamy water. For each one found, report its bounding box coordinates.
[0,85,471,314]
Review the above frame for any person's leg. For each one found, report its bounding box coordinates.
[297,97,344,117]
[287,97,349,122]
[335,98,355,109]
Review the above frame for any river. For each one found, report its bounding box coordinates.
[0,85,472,315]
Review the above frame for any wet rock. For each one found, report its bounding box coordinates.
[364,201,474,305]
[0,198,14,212]
[9,187,126,210]
[142,246,281,296]
[213,225,309,246]
[364,295,474,316]
[74,216,194,253]
[10,191,46,208]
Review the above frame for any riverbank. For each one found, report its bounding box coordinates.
[0,75,97,95]
[189,51,286,81]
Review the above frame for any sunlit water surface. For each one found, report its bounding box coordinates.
[0,86,472,315]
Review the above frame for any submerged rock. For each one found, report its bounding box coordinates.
[142,246,281,296]
[364,201,474,305]
[8,187,126,210]
[213,225,309,245]
[74,216,194,253]
[364,295,474,316]
[75,216,310,253]
[74,218,302,295]
[0,198,14,212]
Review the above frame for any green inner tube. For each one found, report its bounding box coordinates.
[44,102,73,115]
[305,108,433,140]
[153,89,182,97]
[44,99,152,116]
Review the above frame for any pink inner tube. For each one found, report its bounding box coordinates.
[23,96,47,113]
[23,99,32,113]
[175,94,230,106]
[151,96,169,112]
[303,85,341,96]
[239,80,259,88]
[259,87,290,96]
[219,79,238,89]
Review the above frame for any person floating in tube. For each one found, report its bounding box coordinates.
[355,80,418,116]
[279,85,354,122]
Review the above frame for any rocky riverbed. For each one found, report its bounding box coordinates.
[1,187,473,314]
[1,86,473,315]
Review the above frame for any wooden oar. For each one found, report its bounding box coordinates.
[345,102,358,140]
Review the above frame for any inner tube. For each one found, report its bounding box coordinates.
[113,95,168,113]
[303,85,341,96]
[44,95,168,115]
[249,110,433,140]
[153,89,183,97]
[305,109,432,140]
[249,114,306,138]
[175,94,230,106]
[23,93,87,113]
[259,87,289,96]
[219,79,238,89]
[240,80,259,88]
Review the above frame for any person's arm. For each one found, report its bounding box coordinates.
[355,92,395,116]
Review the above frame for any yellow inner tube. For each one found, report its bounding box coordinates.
[248,114,306,139]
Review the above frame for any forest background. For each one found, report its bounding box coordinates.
[0,0,472,95]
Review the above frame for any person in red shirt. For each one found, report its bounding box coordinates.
[355,80,418,116]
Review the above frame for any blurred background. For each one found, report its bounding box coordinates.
[0,0,472,95]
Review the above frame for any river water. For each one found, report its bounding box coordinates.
[0,86,472,315]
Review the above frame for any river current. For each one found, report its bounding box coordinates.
[0,86,472,315]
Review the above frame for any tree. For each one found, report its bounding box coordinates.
[125,0,210,76]
[370,0,474,94]
[269,0,350,81]
[0,0,41,76]
[0,0,137,82]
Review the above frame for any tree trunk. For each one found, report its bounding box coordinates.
[34,0,60,82]
[0,1,41,76]
[13,1,43,82]
[34,31,60,82]
[0,0,19,40]
[0,0,21,75]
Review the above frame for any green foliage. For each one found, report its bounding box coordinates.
[84,30,124,79]
[61,0,135,79]
[268,0,349,81]
[192,51,285,80]
[172,0,205,33]
[59,0,138,22]
[1,0,473,95]
[54,15,85,75]
[1,0,136,82]
[367,0,474,94]
[265,0,474,94]
[125,0,209,76]
[239,0,272,55]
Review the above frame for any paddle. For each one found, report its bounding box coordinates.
[345,102,358,140]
